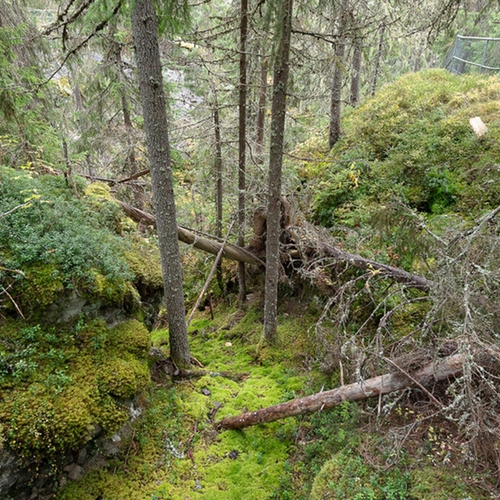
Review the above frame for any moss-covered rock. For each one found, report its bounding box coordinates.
[18,263,64,312]
[0,320,151,461]
[98,355,150,399]
[310,70,500,227]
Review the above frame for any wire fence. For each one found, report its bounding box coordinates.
[443,35,500,74]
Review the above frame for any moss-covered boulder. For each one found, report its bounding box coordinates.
[307,70,500,227]
[0,320,151,460]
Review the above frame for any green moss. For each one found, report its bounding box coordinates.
[408,466,489,500]
[312,70,500,228]
[0,320,151,459]
[106,319,151,357]
[57,308,308,500]
[123,237,163,294]
[18,263,64,311]
[98,354,150,399]
[92,395,128,436]
[83,182,114,200]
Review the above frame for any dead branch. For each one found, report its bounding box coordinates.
[175,369,249,381]
[287,224,434,291]
[187,220,235,326]
[217,353,464,430]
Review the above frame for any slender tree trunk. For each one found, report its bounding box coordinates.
[213,93,224,292]
[263,0,293,342]
[238,0,248,306]
[255,55,269,164]
[371,23,385,96]
[115,41,144,208]
[350,38,362,107]
[130,0,190,368]
[328,0,349,150]
[72,69,95,179]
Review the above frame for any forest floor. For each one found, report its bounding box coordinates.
[56,300,496,500]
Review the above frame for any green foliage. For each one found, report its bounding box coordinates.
[310,453,410,500]
[311,70,500,228]
[0,167,148,315]
[0,319,151,459]
[0,23,60,168]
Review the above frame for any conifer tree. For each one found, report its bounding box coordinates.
[131,0,191,368]
[264,0,293,342]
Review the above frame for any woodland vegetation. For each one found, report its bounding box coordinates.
[2,0,500,498]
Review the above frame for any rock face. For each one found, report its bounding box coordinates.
[0,401,143,500]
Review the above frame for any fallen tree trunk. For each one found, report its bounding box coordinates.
[217,353,464,430]
[321,243,434,291]
[117,201,264,266]
[118,200,433,290]
[287,224,435,291]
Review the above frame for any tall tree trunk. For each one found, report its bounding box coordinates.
[255,55,269,164]
[213,93,224,292]
[350,37,362,107]
[371,23,385,96]
[130,0,191,368]
[115,40,144,208]
[328,0,349,150]
[263,0,293,342]
[238,0,248,306]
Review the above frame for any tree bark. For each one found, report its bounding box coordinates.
[212,93,224,291]
[131,0,191,368]
[371,23,385,97]
[255,55,269,163]
[328,0,349,150]
[217,353,464,430]
[264,0,293,342]
[350,38,362,107]
[238,0,249,306]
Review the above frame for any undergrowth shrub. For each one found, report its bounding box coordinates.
[0,167,160,316]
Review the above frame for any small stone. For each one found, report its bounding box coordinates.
[228,450,239,460]
[201,388,211,397]
[110,433,122,443]
[64,463,84,481]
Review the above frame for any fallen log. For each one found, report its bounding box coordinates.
[118,199,434,290]
[287,224,435,291]
[217,353,464,430]
[117,200,264,266]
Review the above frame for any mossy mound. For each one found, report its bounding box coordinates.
[306,70,500,227]
[0,319,151,459]
[0,166,163,321]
